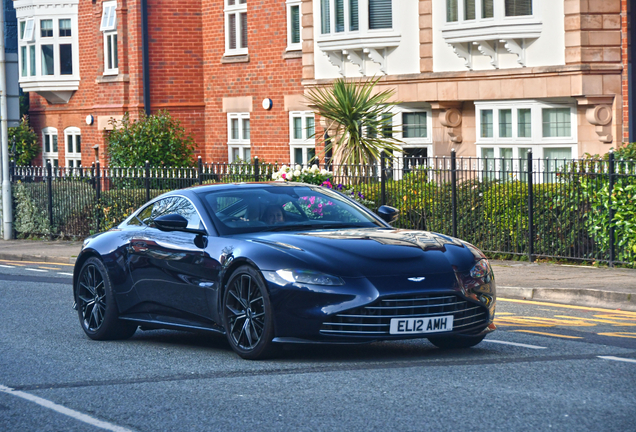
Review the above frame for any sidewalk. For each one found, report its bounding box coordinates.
[0,240,634,311]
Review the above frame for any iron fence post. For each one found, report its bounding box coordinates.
[95,162,101,232]
[254,156,260,182]
[608,151,615,267]
[527,151,534,263]
[9,160,14,182]
[380,152,386,206]
[145,161,150,203]
[46,161,53,240]
[451,149,457,238]
[198,156,203,185]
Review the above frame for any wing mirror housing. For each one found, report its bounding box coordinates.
[154,214,206,235]
[377,205,399,224]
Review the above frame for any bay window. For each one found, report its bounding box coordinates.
[316,0,400,76]
[320,0,392,35]
[442,0,541,69]
[15,0,80,104]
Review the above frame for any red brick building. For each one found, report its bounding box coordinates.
[13,0,634,168]
[15,0,310,167]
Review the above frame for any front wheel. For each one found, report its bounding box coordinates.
[222,265,277,360]
[75,257,137,341]
[427,334,486,349]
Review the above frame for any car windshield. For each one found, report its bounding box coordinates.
[198,185,384,235]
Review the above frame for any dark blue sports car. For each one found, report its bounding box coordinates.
[73,182,496,359]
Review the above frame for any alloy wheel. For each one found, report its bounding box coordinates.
[77,264,107,332]
[225,274,266,350]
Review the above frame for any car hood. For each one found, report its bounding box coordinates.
[240,228,477,278]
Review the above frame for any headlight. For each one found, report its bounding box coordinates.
[470,259,491,279]
[455,258,494,296]
[264,269,344,286]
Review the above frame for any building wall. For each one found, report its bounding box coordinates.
[16,0,631,168]
[202,0,305,164]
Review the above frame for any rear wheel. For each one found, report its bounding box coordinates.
[427,334,486,349]
[222,265,276,360]
[76,257,137,340]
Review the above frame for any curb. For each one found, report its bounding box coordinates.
[498,286,636,312]
[0,252,77,265]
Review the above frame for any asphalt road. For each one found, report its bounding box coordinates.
[1,260,635,432]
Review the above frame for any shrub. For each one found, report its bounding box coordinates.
[107,110,196,168]
[12,181,51,238]
[9,116,39,166]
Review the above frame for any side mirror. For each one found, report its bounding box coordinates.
[377,205,399,224]
[154,214,188,231]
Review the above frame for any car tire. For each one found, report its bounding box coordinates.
[75,257,137,341]
[222,265,277,360]
[427,334,486,349]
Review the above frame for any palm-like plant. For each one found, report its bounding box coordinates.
[305,77,402,166]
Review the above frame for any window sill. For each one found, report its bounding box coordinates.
[95,74,129,84]
[221,54,250,64]
[283,50,302,60]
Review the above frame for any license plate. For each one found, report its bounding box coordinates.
[389,315,454,335]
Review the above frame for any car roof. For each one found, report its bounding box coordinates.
[188,182,312,194]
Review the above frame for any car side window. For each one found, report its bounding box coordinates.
[138,197,202,230]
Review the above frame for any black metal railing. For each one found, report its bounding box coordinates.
[9,152,636,267]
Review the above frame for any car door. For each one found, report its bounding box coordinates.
[127,196,221,321]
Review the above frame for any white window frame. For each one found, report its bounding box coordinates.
[289,111,316,166]
[286,0,302,51]
[318,0,394,38]
[391,108,433,177]
[442,0,541,41]
[101,1,118,75]
[478,145,575,183]
[476,100,578,182]
[225,0,248,56]
[228,112,251,162]
[64,127,82,167]
[18,17,77,77]
[23,19,35,41]
[42,127,59,167]
[475,100,577,145]
[398,108,433,146]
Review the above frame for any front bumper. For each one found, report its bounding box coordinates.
[266,272,496,343]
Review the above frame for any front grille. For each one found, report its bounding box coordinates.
[320,293,488,336]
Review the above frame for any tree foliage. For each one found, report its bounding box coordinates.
[305,77,402,166]
[9,116,39,166]
[106,110,196,167]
